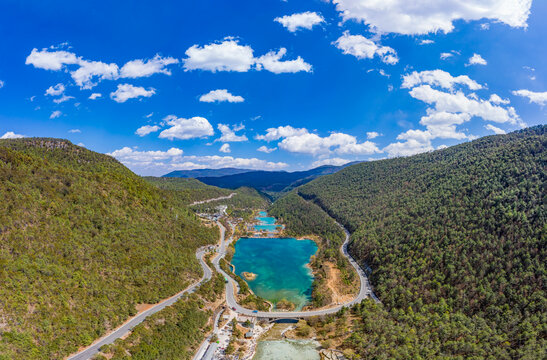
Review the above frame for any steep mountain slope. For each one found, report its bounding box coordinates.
[195,164,354,194]
[289,126,545,358]
[162,167,253,178]
[0,139,218,360]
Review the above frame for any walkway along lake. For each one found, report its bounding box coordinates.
[232,212,317,310]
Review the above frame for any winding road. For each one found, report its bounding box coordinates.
[190,193,237,206]
[67,198,377,359]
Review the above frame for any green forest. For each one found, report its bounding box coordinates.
[292,126,546,358]
[0,139,219,359]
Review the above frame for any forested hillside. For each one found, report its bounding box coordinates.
[296,126,546,358]
[144,177,234,205]
[0,139,219,360]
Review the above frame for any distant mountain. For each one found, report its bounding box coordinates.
[195,163,356,193]
[163,167,254,178]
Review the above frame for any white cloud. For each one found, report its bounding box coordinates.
[467,53,487,66]
[257,145,277,153]
[183,38,311,74]
[402,70,482,90]
[274,11,325,32]
[489,94,510,105]
[255,125,308,141]
[440,52,454,60]
[1,131,26,139]
[135,125,160,137]
[89,93,102,100]
[70,60,119,89]
[334,32,398,64]
[331,0,532,35]
[173,155,288,170]
[45,83,65,96]
[108,147,184,162]
[409,85,520,124]
[120,55,178,78]
[199,89,244,103]
[311,158,351,167]
[419,40,434,45]
[26,48,79,70]
[68,129,81,133]
[217,123,248,142]
[50,110,62,119]
[512,89,547,106]
[159,115,214,140]
[26,48,176,89]
[384,137,434,157]
[110,84,155,103]
[366,131,381,139]
[183,39,255,72]
[219,143,231,153]
[279,132,381,156]
[485,124,506,134]
[53,95,74,104]
[480,23,490,30]
[255,48,312,73]
[0,80,4,89]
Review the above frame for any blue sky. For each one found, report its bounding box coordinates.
[0,0,545,175]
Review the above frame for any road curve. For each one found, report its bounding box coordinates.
[190,193,237,206]
[213,221,379,319]
[67,248,213,360]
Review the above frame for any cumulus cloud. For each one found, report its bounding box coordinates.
[489,94,510,105]
[274,11,325,32]
[89,93,102,100]
[512,89,547,106]
[120,55,179,78]
[135,125,160,137]
[386,69,523,158]
[26,48,177,89]
[485,124,506,134]
[219,143,231,153]
[311,158,351,167]
[366,131,381,139]
[440,52,454,60]
[183,39,255,72]
[1,131,26,139]
[50,110,62,119]
[334,32,398,64]
[402,70,482,90]
[183,38,311,74]
[53,95,74,104]
[68,129,81,133]
[110,84,155,103]
[331,0,532,35]
[159,115,214,140]
[199,89,244,103]
[419,39,434,45]
[256,48,312,73]
[45,83,65,96]
[467,53,487,66]
[255,125,309,141]
[108,146,288,175]
[217,123,248,142]
[257,145,277,153]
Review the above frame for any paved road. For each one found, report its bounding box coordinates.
[67,248,213,360]
[190,193,237,206]
[213,221,379,319]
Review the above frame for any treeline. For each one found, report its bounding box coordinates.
[0,139,218,359]
[97,273,226,360]
[298,126,546,358]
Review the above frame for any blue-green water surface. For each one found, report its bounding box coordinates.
[254,211,282,232]
[231,237,317,310]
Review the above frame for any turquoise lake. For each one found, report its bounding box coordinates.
[254,211,282,232]
[231,237,317,310]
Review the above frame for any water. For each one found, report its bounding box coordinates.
[254,211,283,232]
[253,340,320,360]
[231,237,317,310]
